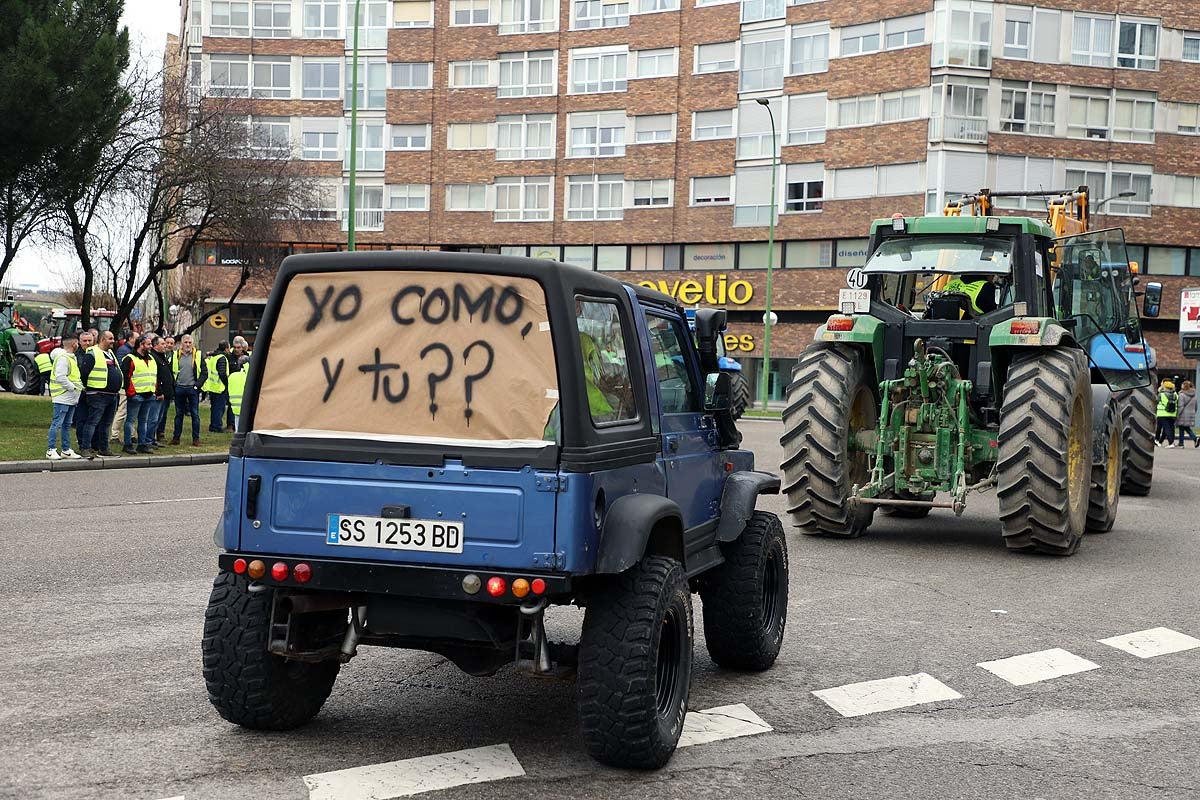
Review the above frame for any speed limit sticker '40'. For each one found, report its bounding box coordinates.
[326,514,464,553]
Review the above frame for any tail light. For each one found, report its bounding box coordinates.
[271,562,289,581]
[1010,320,1041,335]
[232,558,247,575]
[486,576,507,597]
[827,317,855,332]
[293,563,312,583]
[1124,344,1145,353]
[531,578,546,595]
[247,560,266,579]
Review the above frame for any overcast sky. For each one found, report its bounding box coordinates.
[7,0,180,290]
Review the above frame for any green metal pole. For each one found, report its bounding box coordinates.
[347,0,361,251]
[759,105,777,411]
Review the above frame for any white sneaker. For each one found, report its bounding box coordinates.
[46,449,61,460]
[1168,443,1177,448]
[60,448,82,459]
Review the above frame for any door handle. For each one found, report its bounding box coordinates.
[668,439,679,452]
[245,475,261,519]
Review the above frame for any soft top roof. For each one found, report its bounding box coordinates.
[871,215,1057,239]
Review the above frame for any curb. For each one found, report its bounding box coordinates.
[0,452,228,475]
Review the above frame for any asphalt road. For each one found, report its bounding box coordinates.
[1,420,1198,800]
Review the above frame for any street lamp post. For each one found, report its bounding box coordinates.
[347,0,362,251]
[755,97,778,412]
[1091,190,1136,230]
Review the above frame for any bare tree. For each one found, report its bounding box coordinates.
[51,50,316,329]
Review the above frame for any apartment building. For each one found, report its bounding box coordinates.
[179,0,1200,391]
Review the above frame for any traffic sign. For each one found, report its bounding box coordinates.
[210,313,228,329]
[846,268,867,289]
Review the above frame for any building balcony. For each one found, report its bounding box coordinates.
[929,116,988,144]
[340,209,384,231]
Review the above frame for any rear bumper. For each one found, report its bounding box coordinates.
[217,552,572,604]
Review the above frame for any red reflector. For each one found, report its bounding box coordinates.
[990,440,998,448]
[271,562,289,581]
[1010,320,1041,335]
[486,576,507,597]
[1124,344,1145,353]
[724,461,734,472]
[827,317,855,331]
[232,558,247,575]
[531,578,546,595]
[293,563,312,583]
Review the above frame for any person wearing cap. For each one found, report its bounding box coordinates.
[1156,379,1179,448]
[46,334,84,460]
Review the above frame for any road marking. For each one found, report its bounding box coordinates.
[977,648,1100,686]
[812,672,963,718]
[1099,627,1200,659]
[303,743,524,800]
[122,496,223,506]
[678,703,772,748]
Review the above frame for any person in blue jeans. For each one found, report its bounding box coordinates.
[46,336,84,460]
[121,335,159,454]
[171,334,204,445]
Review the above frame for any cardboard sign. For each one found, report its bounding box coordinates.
[253,271,559,444]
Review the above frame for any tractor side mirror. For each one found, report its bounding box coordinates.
[693,308,727,374]
[704,372,732,413]
[1142,282,1162,318]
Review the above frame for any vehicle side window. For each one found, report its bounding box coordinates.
[646,315,698,414]
[576,299,636,425]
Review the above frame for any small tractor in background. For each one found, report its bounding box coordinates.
[685,308,750,419]
[0,294,118,393]
[781,196,1159,556]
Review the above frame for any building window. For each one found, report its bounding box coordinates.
[1067,88,1110,140]
[211,1,250,36]
[303,0,340,36]
[252,1,290,36]
[695,41,736,74]
[209,55,249,96]
[790,22,829,75]
[833,163,918,199]
[388,184,430,211]
[499,50,556,97]
[740,0,783,24]
[930,75,987,143]
[302,59,341,99]
[496,113,555,159]
[933,0,992,69]
[1003,6,1030,59]
[1185,32,1200,63]
[736,97,780,159]
[631,178,672,207]
[499,0,556,34]
[346,0,389,46]
[341,184,385,230]
[635,47,677,79]
[1117,20,1157,70]
[880,88,923,122]
[451,0,490,25]
[449,60,493,88]
[300,183,339,221]
[1177,103,1200,135]
[251,56,290,99]
[786,93,826,145]
[573,0,628,28]
[785,240,833,269]
[630,244,681,271]
[993,156,1052,210]
[494,176,552,221]
[999,81,1055,136]
[837,96,876,128]
[392,0,433,28]
[345,59,387,108]
[1065,162,1151,215]
[1146,247,1186,276]
[1072,14,1114,67]
[839,22,880,57]
[637,0,677,13]
[570,47,628,94]
[1173,176,1200,208]
[1113,93,1155,143]
[734,165,773,226]
[249,117,291,157]
[446,183,489,211]
[447,122,491,150]
[785,163,823,212]
[390,123,430,150]
[345,121,385,170]
[693,108,733,140]
[301,119,340,160]
[884,15,924,48]
[739,28,784,92]
[567,174,624,220]
[633,114,674,143]
[391,62,432,88]
[691,175,732,205]
[568,110,626,157]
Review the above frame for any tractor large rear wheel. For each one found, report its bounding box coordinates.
[997,349,1092,556]
[780,344,876,538]
[727,370,750,420]
[9,355,40,395]
[1119,370,1156,496]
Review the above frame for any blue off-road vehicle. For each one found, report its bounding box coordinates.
[201,252,788,769]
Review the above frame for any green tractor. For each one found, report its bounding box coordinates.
[780,213,1154,556]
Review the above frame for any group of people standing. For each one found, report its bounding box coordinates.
[1154,378,1198,449]
[44,330,252,460]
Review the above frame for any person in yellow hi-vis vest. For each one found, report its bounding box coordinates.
[34,350,53,395]
[202,341,232,433]
[227,362,249,431]
[46,334,84,460]
[940,273,1000,318]
[121,335,160,454]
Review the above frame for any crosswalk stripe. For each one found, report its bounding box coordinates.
[303,743,524,800]
[812,672,963,718]
[678,703,772,748]
[1099,627,1200,659]
[976,648,1100,686]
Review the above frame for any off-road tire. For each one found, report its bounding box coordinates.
[780,343,877,537]
[1119,370,1156,496]
[202,572,341,730]
[997,349,1092,556]
[727,370,751,420]
[1087,395,1122,533]
[700,511,788,671]
[577,556,693,769]
[10,355,40,395]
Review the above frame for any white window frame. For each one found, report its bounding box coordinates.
[879,88,923,123]
[790,22,829,75]
[837,96,877,128]
[450,0,491,25]
[784,162,824,213]
[302,58,341,100]
[388,183,430,211]
[1176,102,1200,135]
[449,60,495,88]
[569,46,629,94]
[786,93,826,145]
[389,123,431,150]
[252,0,291,37]
[391,62,432,89]
[568,110,627,157]
[496,113,555,160]
[572,0,630,29]
[634,47,677,79]
[737,97,780,159]
[446,183,491,211]
[566,174,625,220]
[635,0,677,13]
[303,0,340,37]
[447,122,492,150]
[1116,18,1157,71]
[630,178,672,207]
[498,50,557,97]
[347,0,389,46]
[1172,175,1200,208]
[694,41,736,74]
[498,0,557,34]
[739,28,784,92]
[341,183,385,230]
[632,114,675,143]
[209,55,250,97]
[1112,92,1156,143]
[692,108,734,140]
[1067,87,1110,140]
[494,176,552,222]
[345,58,387,108]
[1003,6,1030,60]
[1072,13,1114,68]
[392,0,434,28]
[301,118,340,160]
[211,0,251,36]
[345,120,386,171]
[839,22,880,57]
[251,56,291,99]
[1185,32,1200,63]
[691,175,733,205]
[248,116,291,157]
[999,81,1055,136]
[740,0,783,25]
[932,0,992,69]
[883,15,924,49]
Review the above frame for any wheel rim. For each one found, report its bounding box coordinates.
[655,607,684,717]
[1106,424,1121,506]
[847,385,876,486]
[1067,396,1088,521]
[760,547,783,637]
[11,361,30,391]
